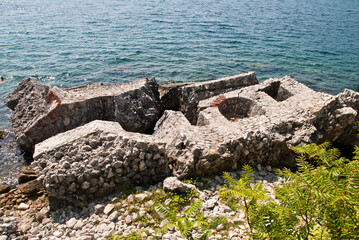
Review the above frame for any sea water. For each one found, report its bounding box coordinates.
[0,0,358,184]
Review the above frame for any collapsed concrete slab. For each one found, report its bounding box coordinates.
[178,72,258,124]
[153,76,359,178]
[8,73,359,203]
[5,77,160,152]
[6,72,258,152]
[32,120,169,204]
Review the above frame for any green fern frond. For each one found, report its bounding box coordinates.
[242,164,254,185]
[177,220,185,235]
[184,219,193,235]
[353,146,359,161]
[220,189,245,199]
[156,203,177,223]
[222,172,238,187]
[198,229,212,240]
[184,199,202,218]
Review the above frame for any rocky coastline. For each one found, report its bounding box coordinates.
[0,72,358,239]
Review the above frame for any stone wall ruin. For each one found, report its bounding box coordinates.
[5,72,359,203]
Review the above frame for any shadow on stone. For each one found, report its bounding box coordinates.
[260,81,293,102]
[218,97,261,120]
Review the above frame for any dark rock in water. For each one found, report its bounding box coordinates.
[5,77,161,152]
[18,168,37,184]
[17,179,43,195]
[0,130,8,140]
[0,185,10,194]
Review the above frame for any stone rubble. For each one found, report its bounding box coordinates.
[0,167,279,240]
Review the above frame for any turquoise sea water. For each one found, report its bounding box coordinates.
[0,0,358,129]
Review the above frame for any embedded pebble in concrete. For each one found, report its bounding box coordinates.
[32,120,170,204]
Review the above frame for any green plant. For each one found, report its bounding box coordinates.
[207,216,229,231]
[156,199,212,240]
[219,143,359,240]
[168,190,199,212]
[287,143,359,239]
[107,230,142,240]
[219,165,268,239]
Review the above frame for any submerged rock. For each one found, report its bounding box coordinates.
[0,131,8,140]
[0,185,10,194]
[18,167,37,184]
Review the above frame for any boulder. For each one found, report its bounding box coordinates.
[159,82,193,111]
[5,77,160,152]
[7,72,359,204]
[17,179,43,195]
[163,177,196,193]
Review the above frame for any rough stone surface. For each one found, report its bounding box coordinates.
[0,185,10,194]
[32,120,169,204]
[163,177,196,193]
[17,180,43,196]
[36,207,49,223]
[159,82,193,111]
[18,168,37,184]
[153,76,359,178]
[17,203,30,210]
[103,204,115,215]
[178,72,258,124]
[5,77,160,152]
[7,73,359,204]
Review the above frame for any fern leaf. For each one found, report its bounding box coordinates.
[220,189,245,199]
[184,219,193,236]
[222,172,238,187]
[184,199,202,218]
[156,204,177,223]
[198,229,212,240]
[353,146,359,161]
[242,164,254,183]
[177,220,185,236]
